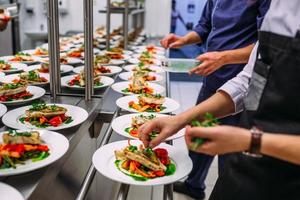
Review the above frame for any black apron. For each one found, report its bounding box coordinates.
[209,31,300,200]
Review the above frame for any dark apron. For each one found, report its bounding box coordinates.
[210,31,300,200]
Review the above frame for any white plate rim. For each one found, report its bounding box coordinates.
[111,81,165,95]
[118,72,163,82]
[0,182,24,200]
[73,65,122,76]
[61,75,115,90]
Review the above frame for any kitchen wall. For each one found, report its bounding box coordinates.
[16,0,172,50]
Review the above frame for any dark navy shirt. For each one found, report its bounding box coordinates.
[193,0,270,95]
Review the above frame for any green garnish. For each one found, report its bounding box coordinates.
[122,88,130,93]
[190,113,220,151]
[29,103,47,111]
[8,130,32,137]
[165,163,176,176]
[128,145,138,152]
[32,151,50,162]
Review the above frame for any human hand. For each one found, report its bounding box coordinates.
[189,51,227,76]
[160,34,186,49]
[138,115,185,148]
[185,125,251,155]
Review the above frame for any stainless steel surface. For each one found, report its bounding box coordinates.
[106,0,111,49]
[47,0,60,99]
[117,184,130,200]
[83,0,94,100]
[75,108,119,200]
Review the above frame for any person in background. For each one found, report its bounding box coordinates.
[160,0,270,199]
[170,0,186,33]
[140,1,300,199]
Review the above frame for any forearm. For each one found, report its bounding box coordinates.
[177,91,235,126]
[182,31,203,45]
[261,133,300,165]
[222,44,255,65]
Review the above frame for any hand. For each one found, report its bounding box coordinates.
[160,34,186,49]
[138,115,185,148]
[185,125,251,155]
[189,51,227,76]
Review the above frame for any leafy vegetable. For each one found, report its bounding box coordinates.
[190,113,219,151]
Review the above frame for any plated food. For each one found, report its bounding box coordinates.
[61,74,114,90]
[32,47,49,57]
[128,58,161,66]
[66,49,83,59]
[0,81,33,103]
[112,113,185,140]
[119,71,163,83]
[124,64,165,73]
[116,95,180,114]
[24,63,74,75]
[111,81,165,95]
[73,65,122,76]
[8,52,34,62]
[0,130,50,169]
[94,55,125,66]
[0,70,49,86]
[92,140,192,186]
[2,103,88,130]
[0,60,26,74]
[0,129,69,176]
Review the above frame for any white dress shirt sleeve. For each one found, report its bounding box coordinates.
[218,43,259,113]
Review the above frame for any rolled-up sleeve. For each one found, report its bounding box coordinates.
[192,1,213,41]
[218,43,259,113]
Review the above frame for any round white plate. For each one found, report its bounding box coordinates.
[112,113,185,140]
[0,103,7,118]
[0,86,45,106]
[118,72,163,83]
[134,49,165,55]
[111,81,165,95]
[0,182,24,200]
[0,56,41,65]
[0,130,69,177]
[128,58,161,66]
[63,57,83,65]
[131,54,166,61]
[116,95,180,114]
[23,64,74,75]
[61,75,115,90]
[0,63,27,74]
[123,64,165,74]
[0,73,50,86]
[73,65,122,76]
[93,140,192,186]
[2,104,88,130]
[0,72,4,77]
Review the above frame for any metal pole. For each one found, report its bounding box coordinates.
[123,0,129,49]
[53,0,61,93]
[106,0,111,49]
[75,109,119,200]
[83,0,94,101]
[47,0,59,99]
[163,184,174,200]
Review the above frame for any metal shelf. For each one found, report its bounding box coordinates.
[98,8,145,15]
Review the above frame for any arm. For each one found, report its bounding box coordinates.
[185,126,300,166]
[160,1,212,49]
[139,44,258,147]
[190,43,255,76]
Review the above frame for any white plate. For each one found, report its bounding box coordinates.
[73,65,122,76]
[0,73,50,86]
[23,64,74,75]
[118,72,163,83]
[134,49,165,55]
[123,64,165,73]
[92,140,192,186]
[0,86,45,106]
[116,95,180,114]
[131,54,166,61]
[0,56,41,65]
[63,57,83,65]
[112,113,185,140]
[2,104,88,130]
[0,72,4,77]
[0,182,24,200]
[0,130,69,177]
[111,81,165,95]
[128,58,161,66]
[61,75,115,90]
[0,63,27,74]
[0,103,7,118]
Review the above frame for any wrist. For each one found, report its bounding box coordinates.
[239,129,252,152]
[220,51,231,65]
